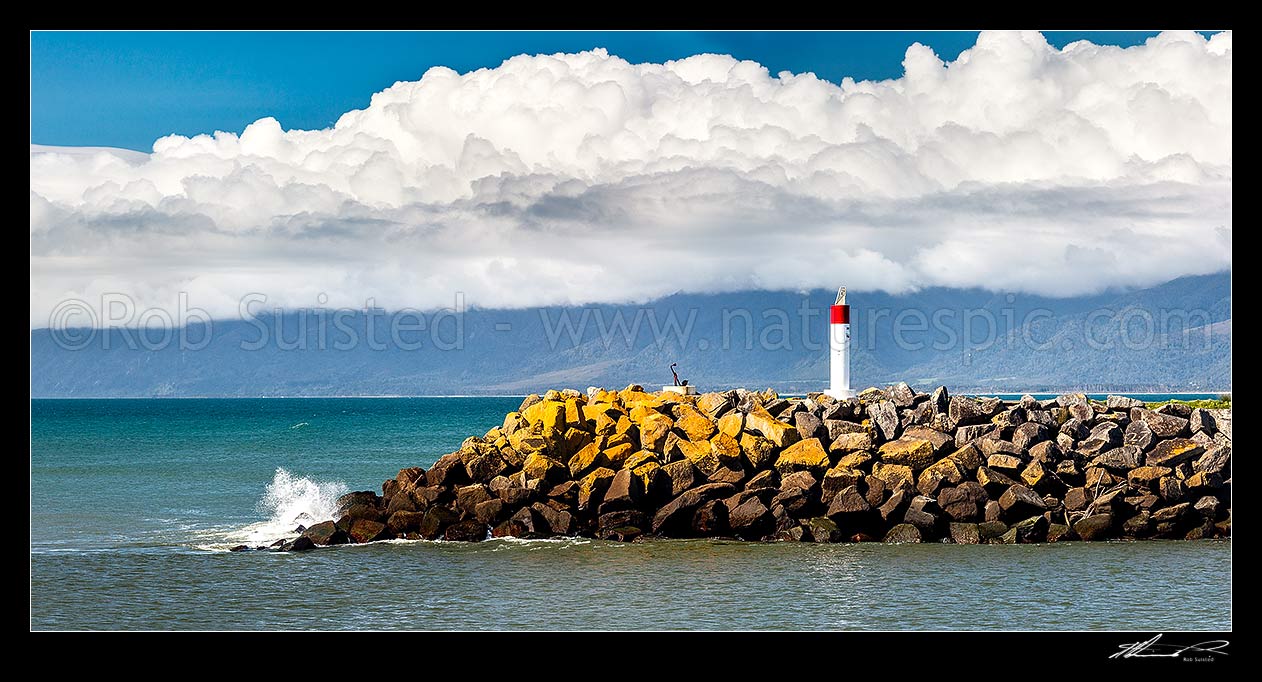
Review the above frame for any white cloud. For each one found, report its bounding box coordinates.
[29,30,1232,327]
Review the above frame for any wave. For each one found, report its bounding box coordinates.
[219,468,349,548]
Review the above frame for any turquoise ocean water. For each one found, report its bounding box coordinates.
[30,397,1230,630]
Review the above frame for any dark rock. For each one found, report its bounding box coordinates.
[805,516,842,543]
[793,411,824,441]
[597,526,643,542]
[300,520,346,546]
[229,544,250,552]
[878,489,911,522]
[1192,444,1230,476]
[826,485,871,524]
[1158,476,1185,503]
[492,506,547,539]
[337,491,380,513]
[948,396,989,428]
[707,465,747,486]
[1091,445,1143,471]
[1123,420,1156,451]
[978,520,1008,541]
[385,510,425,536]
[347,518,388,544]
[937,482,987,522]
[1130,408,1189,438]
[444,519,487,542]
[780,470,819,494]
[650,483,737,535]
[455,484,492,516]
[884,523,922,543]
[868,400,900,441]
[691,500,729,536]
[977,466,1018,496]
[385,492,417,516]
[426,453,471,487]
[1073,513,1113,541]
[955,424,996,447]
[998,484,1046,519]
[531,501,575,536]
[598,509,648,531]
[728,498,774,539]
[1011,422,1049,450]
[746,469,778,490]
[285,536,316,552]
[1188,408,1216,435]
[1064,487,1093,512]
[661,460,698,498]
[1046,523,1073,542]
[418,506,460,540]
[1193,496,1221,519]
[948,522,980,544]
[598,469,644,514]
[1121,511,1151,537]
[474,499,505,526]
[1154,402,1192,418]
[1146,438,1205,468]
[1010,515,1049,543]
[769,486,810,516]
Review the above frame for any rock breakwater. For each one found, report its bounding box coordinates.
[261,385,1232,550]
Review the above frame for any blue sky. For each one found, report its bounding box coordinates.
[30,31,1190,151]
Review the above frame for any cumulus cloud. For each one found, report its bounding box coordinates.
[29,30,1232,326]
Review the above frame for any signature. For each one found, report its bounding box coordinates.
[1111,634,1230,660]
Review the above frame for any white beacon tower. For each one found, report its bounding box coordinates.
[824,286,856,399]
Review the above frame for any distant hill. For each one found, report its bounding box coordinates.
[30,273,1230,397]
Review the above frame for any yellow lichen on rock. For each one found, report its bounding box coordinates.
[775,438,830,473]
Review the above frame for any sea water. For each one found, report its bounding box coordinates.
[30,397,1230,630]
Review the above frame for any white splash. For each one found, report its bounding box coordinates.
[224,468,349,547]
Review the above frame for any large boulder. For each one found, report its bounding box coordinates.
[651,483,737,536]
[426,453,471,488]
[1073,513,1113,541]
[443,519,488,542]
[598,469,644,514]
[673,403,717,442]
[948,396,990,428]
[1090,445,1143,471]
[347,518,389,544]
[744,404,800,448]
[884,524,922,543]
[1146,438,1205,468]
[868,400,900,441]
[492,506,548,539]
[826,485,871,523]
[937,482,987,522]
[576,467,617,512]
[531,502,575,536]
[301,520,348,546]
[739,432,777,470]
[385,510,426,536]
[774,438,831,474]
[1130,408,1189,438]
[998,484,1046,519]
[878,437,937,471]
[948,522,980,544]
[727,497,774,539]
[661,460,698,498]
[1123,419,1156,451]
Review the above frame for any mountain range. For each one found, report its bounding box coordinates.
[30,272,1231,397]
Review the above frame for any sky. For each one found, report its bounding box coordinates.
[29,30,1232,327]
[32,31,1206,152]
